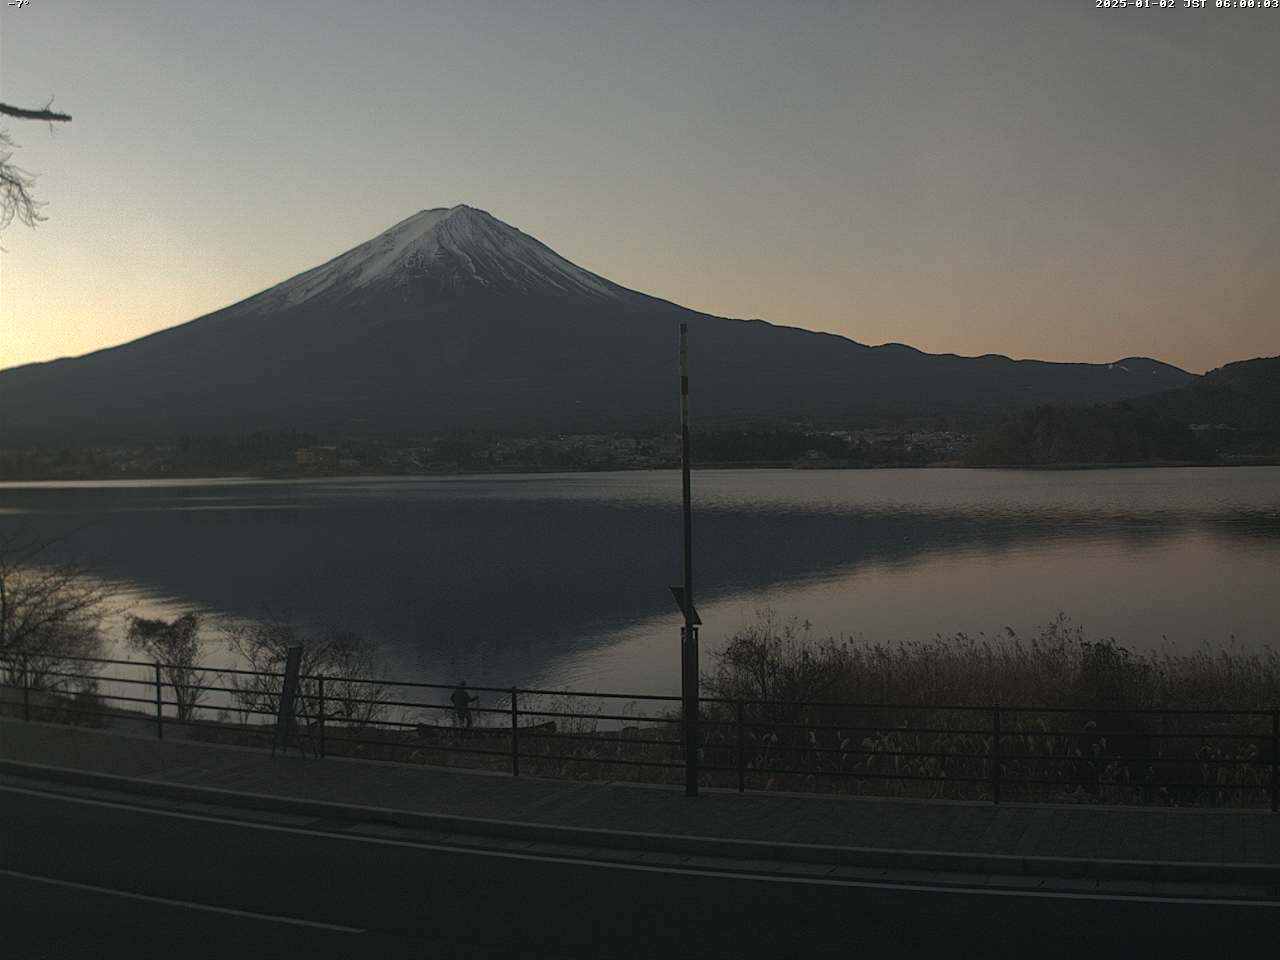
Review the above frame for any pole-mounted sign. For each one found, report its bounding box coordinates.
[669,586,701,626]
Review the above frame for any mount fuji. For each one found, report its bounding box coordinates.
[0,205,1193,443]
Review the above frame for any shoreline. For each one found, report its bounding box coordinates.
[2,457,1278,485]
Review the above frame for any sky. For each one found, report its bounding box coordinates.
[1,0,1277,375]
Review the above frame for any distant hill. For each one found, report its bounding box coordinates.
[965,356,1280,466]
[0,205,1194,445]
[1137,356,1280,441]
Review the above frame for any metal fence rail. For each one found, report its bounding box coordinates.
[1,653,1276,810]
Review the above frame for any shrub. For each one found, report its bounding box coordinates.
[220,614,389,730]
[0,531,107,696]
[126,613,206,721]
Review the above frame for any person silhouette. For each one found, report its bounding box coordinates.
[450,681,479,728]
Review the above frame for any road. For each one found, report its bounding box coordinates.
[0,779,1273,958]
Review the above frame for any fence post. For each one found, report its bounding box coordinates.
[154,662,164,740]
[21,656,30,722]
[1271,709,1278,814]
[736,700,746,793]
[511,687,520,777]
[1153,711,1163,804]
[992,705,1001,805]
[317,675,326,759]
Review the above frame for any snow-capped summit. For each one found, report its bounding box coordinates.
[272,204,628,306]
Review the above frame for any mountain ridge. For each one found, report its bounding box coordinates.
[964,355,1280,466]
[0,205,1195,444]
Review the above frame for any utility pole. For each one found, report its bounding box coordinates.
[679,322,698,797]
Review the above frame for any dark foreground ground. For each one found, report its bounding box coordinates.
[2,783,1274,960]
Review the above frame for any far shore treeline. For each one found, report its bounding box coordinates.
[1,357,1276,481]
[0,422,965,480]
[963,356,1280,468]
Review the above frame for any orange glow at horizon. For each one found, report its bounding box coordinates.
[2,1,1276,376]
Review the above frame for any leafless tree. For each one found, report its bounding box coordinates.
[0,530,107,694]
[0,100,72,233]
[221,614,388,730]
[127,613,207,721]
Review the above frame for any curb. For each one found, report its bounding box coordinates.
[3,757,1278,888]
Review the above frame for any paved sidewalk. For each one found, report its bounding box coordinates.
[2,719,1277,873]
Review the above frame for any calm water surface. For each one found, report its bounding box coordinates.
[2,467,1277,694]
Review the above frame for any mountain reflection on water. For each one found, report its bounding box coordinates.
[1,467,1277,692]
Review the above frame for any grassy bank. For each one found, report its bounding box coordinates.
[6,614,1278,808]
[704,611,1280,711]
[693,612,1279,805]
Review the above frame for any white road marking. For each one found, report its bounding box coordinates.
[0,867,365,934]
[2,781,1276,908]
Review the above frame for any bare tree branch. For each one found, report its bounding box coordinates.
[0,131,44,231]
[0,101,73,123]
[0,99,72,239]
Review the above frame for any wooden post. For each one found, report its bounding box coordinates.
[317,675,326,759]
[154,662,164,740]
[1271,709,1278,814]
[992,705,1001,804]
[272,645,304,757]
[511,687,520,777]
[737,700,746,793]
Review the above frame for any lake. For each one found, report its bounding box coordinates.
[2,466,1278,694]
